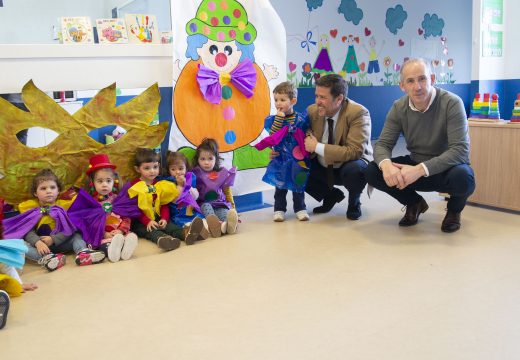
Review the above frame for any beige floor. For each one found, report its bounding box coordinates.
[1,189,519,360]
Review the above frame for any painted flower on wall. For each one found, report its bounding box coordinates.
[299,62,314,87]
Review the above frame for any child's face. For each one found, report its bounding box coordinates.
[168,160,186,179]
[198,150,216,172]
[274,93,296,115]
[34,180,59,206]
[135,161,160,184]
[93,169,115,196]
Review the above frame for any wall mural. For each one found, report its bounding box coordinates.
[287,1,457,88]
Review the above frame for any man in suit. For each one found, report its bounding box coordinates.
[303,74,373,219]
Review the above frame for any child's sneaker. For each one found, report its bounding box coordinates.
[38,253,66,272]
[185,217,204,245]
[75,249,106,266]
[296,210,310,221]
[0,290,10,330]
[273,211,285,222]
[157,235,181,251]
[121,233,138,260]
[226,208,239,234]
[206,214,222,237]
[107,234,124,263]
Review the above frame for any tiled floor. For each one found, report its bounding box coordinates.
[1,188,519,359]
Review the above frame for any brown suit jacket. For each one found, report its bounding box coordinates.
[307,98,373,166]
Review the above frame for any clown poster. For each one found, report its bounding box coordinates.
[169,0,286,195]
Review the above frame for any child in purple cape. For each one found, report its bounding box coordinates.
[3,169,105,271]
[68,154,140,262]
[192,138,238,237]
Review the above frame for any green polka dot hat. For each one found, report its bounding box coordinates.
[186,0,257,45]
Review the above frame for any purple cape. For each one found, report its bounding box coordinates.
[175,172,202,212]
[3,205,77,239]
[67,184,140,248]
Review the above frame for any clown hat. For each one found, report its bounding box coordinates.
[186,0,257,45]
[86,154,116,175]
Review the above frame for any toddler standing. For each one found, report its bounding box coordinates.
[255,81,311,222]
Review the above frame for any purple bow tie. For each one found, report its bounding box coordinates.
[196,59,257,104]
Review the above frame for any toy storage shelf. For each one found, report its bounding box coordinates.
[0,44,173,93]
[467,120,520,211]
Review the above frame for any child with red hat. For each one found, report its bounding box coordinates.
[68,154,140,262]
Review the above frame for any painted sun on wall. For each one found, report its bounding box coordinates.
[287,0,457,88]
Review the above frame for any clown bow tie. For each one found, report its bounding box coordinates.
[196,59,257,104]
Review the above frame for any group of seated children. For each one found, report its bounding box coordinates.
[1,138,239,275]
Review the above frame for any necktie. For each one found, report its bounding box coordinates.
[326,117,334,189]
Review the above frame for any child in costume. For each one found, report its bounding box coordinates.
[3,169,105,271]
[162,151,207,245]
[128,148,202,251]
[255,81,311,222]
[68,154,140,262]
[192,139,238,237]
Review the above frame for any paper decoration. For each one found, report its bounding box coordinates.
[0,81,168,205]
[125,14,160,43]
[96,18,128,44]
[61,17,94,44]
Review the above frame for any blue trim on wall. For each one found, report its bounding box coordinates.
[296,84,472,139]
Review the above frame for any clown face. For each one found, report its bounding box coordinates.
[197,39,242,74]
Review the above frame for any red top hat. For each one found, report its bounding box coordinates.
[86,154,117,175]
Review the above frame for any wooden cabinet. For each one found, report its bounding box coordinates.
[468,121,520,211]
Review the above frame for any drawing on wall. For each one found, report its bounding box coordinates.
[421,13,445,39]
[284,1,458,88]
[385,5,407,35]
[169,0,286,196]
[125,14,159,43]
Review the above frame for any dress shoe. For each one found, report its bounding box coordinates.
[346,203,362,220]
[398,197,429,226]
[441,210,461,233]
[313,190,345,214]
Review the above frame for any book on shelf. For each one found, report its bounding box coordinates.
[61,17,94,44]
[125,14,160,44]
[96,18,128,44]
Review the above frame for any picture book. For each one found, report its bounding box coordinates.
[61,17,94,44]
[124,14,160,44]
[96,18,128,44]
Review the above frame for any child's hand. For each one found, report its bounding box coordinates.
[175,175,186,187]
[40,236,53,246]
[104,231,112,238]
[158,219,167,228]
[146,221,160,232]
[110,230,123,236]
[269,150,280,160]
[276,110,285,117]
[35,240,51,256]
[189,187,199,200]
[22,283,38,292]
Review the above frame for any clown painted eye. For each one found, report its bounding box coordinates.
[224,45,233,56]
[209,45,218,55]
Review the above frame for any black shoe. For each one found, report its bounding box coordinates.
[441,210,461,233]
[398,197,429,226]
[313,189,345,214]
[346,203,362,220]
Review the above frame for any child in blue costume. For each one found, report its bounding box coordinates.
[192,139,238,238]
[255,82,311,222]
[3,169,105,271]
[161,151,207,245]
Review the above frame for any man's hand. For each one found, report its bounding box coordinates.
[394,163,425,188]
[304,133,318,153]
[269,150,280,160]
[380,161,405,189]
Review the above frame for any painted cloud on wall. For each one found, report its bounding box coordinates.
[385,5,407,35]
[338,0,363,25]
[421,13,445,38]
[306,0,323,11]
